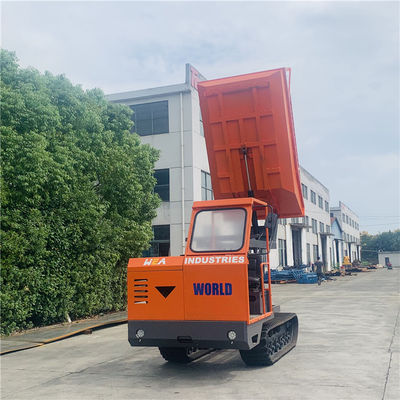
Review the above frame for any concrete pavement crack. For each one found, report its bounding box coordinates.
[381,352,393,400]
[388,307,399,353]
[382,306,399,400]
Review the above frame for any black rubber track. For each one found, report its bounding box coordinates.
[239,312,298,366]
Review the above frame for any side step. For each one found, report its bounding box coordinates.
[239,312,298,366]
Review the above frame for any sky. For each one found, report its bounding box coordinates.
[1,0,399,234]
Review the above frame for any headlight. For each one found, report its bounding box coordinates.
[227,330,237,340]
[136,329,145,338]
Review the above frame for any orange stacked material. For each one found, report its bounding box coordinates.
[198,68,304,218]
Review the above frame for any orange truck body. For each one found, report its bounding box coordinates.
[127,68,303,357]
[128,198,272,324]
[128,198,274,350]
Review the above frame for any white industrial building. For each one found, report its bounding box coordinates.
[107,64,207,257]
[378,251,400,268]
[330,201,361,264]
[270,167,333,270]
[107,64,359,270]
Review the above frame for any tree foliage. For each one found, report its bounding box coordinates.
[361,230,400,263]
[0,49,160,334]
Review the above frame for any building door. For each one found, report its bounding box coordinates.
[335,240,340,266]
[321,236,327,266]
[292,229,302,266]
[312,245,319,264]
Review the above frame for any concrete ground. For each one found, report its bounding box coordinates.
[1,312,127,355]
[1,268,399,400]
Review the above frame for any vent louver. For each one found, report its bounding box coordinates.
[134,278,148,304]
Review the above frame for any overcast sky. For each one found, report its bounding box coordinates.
[2,1,399,234]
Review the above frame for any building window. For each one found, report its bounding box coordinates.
[312,218,317,234]
[142,225,170,257]
[305,216,309,232]
[278,239,287,266]
[302,184,308,200]
[326,225,330,234]
[318,195,323,209]
[201,170,213,200]
[311,190,316,204]
[154,169,169,201]
[342,213,346,222]
[346,215,349,224]
[313,244,319,262]
[319,222,324,233]
[325,201,329,212]
[130,101,169,136]
[306,243,311,265]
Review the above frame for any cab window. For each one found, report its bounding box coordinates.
[190,208,246,252]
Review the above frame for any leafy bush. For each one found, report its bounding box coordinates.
[0,50,160,334]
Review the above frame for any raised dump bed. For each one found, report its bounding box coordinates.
[198,68,304,218]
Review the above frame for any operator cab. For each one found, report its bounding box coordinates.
[187,198,276,321]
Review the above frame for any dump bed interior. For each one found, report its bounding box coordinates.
[198,68,304,218]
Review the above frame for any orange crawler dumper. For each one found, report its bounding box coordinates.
[127,68,304,365]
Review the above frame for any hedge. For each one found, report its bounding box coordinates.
[0,50,160,334]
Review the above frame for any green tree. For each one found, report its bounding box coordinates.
[0,49,160,334]
[361,230,400,263]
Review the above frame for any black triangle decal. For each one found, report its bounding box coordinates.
[156,286,175,299]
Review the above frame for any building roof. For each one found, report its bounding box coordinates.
[106,83,191,103]
[331,216,343,232]
[300,166,329,194]
[106,63,205,103]
[331,201,358,218]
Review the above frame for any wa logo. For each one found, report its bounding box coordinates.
[143,258,166,266]
[193,282,232,296]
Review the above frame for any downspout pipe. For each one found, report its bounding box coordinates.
[180,92,185,254]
